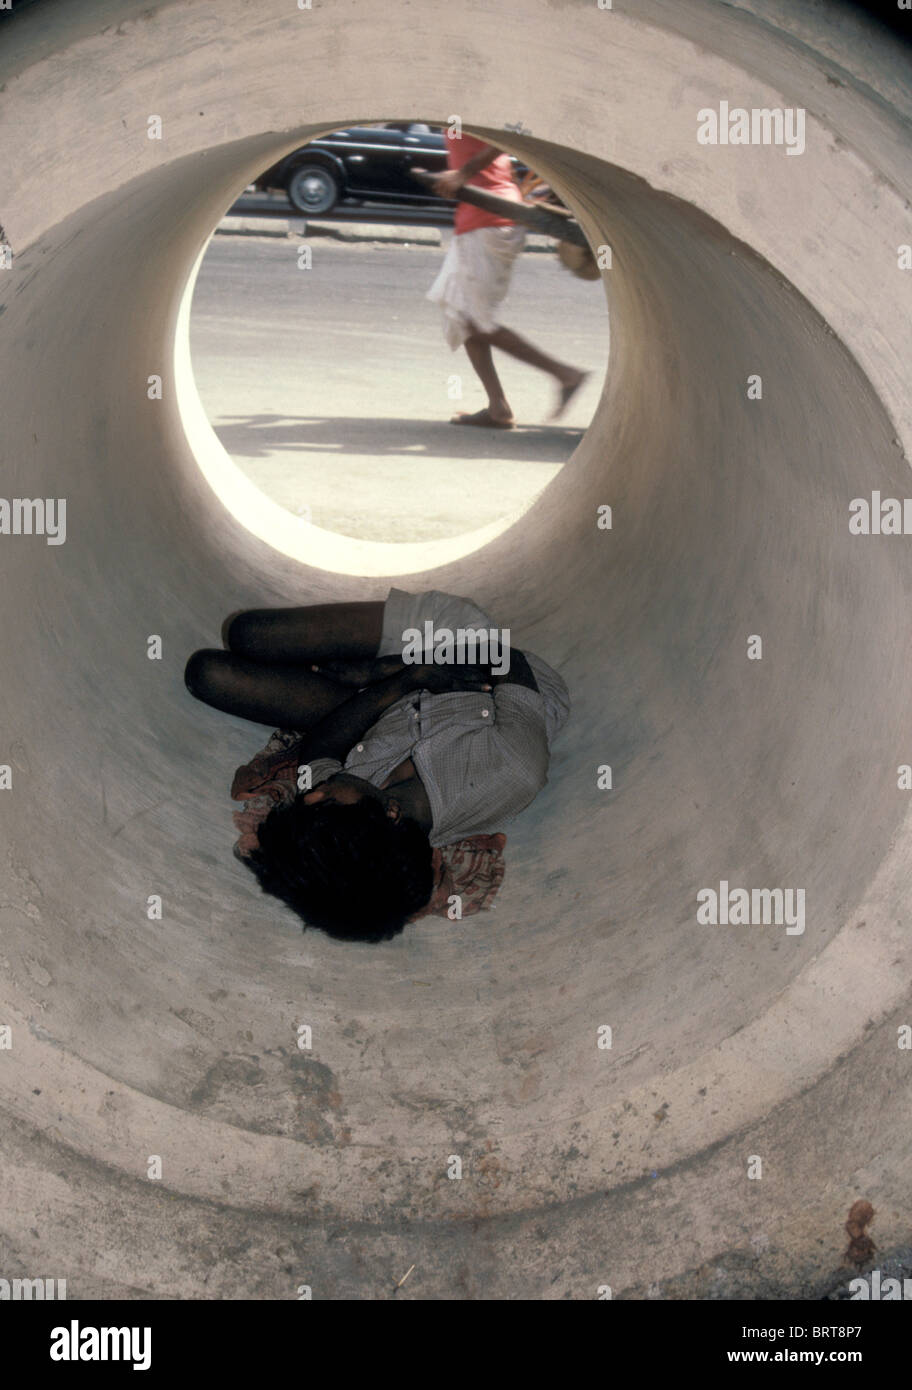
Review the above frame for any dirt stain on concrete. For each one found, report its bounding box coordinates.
[844,1199,876,1268]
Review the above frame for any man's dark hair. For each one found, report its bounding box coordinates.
[244,794,434,942]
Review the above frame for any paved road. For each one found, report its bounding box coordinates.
[190,234,609,543]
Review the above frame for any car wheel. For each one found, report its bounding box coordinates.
[286,165,340,215]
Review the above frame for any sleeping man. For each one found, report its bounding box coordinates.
[185,588,570,942]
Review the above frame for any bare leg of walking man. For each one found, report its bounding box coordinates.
[457,321,588,428]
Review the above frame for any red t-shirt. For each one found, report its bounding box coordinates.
[445,131,523,235]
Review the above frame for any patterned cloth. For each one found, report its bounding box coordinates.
[426,224,526,350]
[231,729,506,922]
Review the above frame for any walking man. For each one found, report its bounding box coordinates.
[421,132,588,428]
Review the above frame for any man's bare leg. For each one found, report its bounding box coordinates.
[461,332,514,426]
[184,601,386,726]
[485,325,588,419]
[184,650,353,727]
[454,322,587,425]
[224,601,384,664]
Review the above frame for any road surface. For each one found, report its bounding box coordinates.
[190,235,608,542]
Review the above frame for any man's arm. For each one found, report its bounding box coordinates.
[428,143,504,199]
[295,662,495,764]
[491,647,540,693]
[457,143,501,181]
[296,667,415,764]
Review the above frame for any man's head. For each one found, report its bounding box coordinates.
[245,775,434,942]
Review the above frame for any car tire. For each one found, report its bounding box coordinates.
[286,164,340,215]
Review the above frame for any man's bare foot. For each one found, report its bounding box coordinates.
[549,369,589,421]
[450,407,515,429]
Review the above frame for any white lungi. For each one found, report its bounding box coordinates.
[426,225,526,350]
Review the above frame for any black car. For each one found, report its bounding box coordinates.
[253,122,527,216]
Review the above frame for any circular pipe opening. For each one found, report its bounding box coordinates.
[177,123,609,576]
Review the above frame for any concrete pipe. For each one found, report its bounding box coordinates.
[1,0,910,1299]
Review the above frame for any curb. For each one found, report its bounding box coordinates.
[215,215,558,253]
[217,215,301,238]
[215,215,442,246]
[308,220,443,246]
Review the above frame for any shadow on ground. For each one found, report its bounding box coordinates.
[213,412,585,462]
